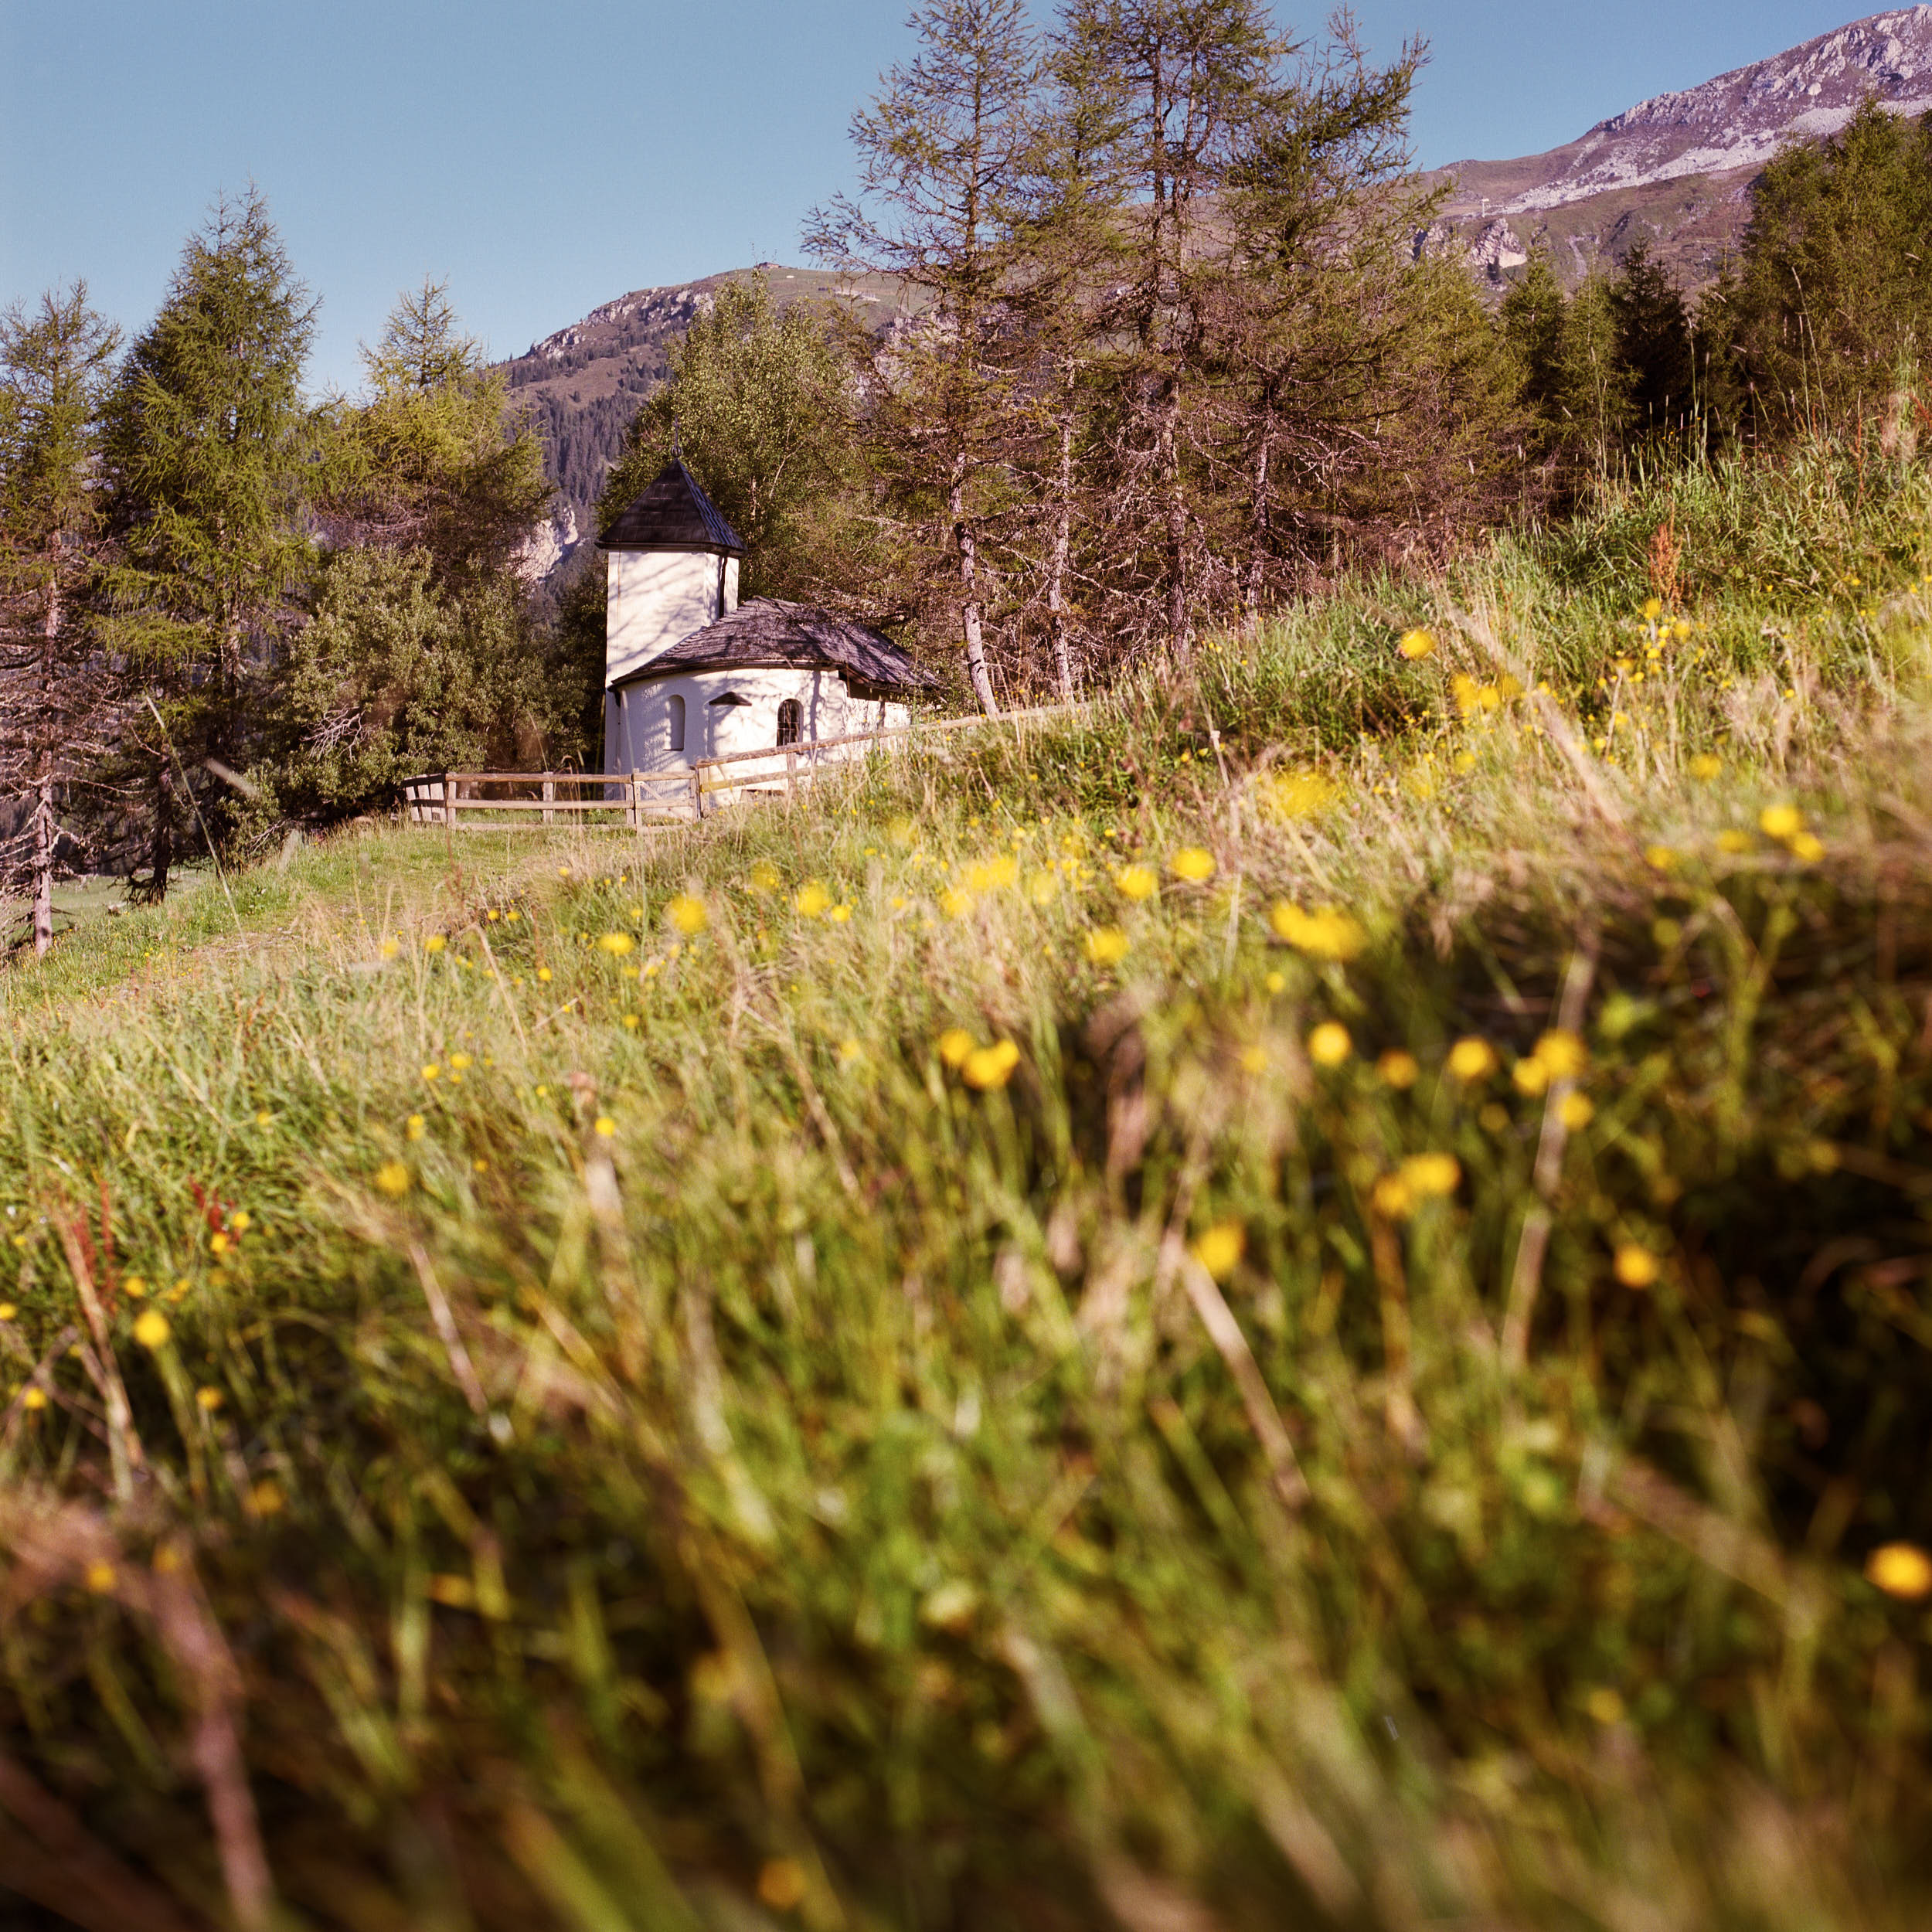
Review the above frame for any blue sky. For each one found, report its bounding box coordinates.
[0,2,1880,393]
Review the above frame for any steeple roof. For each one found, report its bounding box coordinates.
[597,458,746,555]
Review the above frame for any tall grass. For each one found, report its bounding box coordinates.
[2,454,1930,1930]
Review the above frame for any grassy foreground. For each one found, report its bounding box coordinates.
[3,447,1932,1930]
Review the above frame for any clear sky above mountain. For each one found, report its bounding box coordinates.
[0,2,1893,393]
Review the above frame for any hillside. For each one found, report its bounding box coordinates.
[502,265,906,577]
[1423,5,1932,289]
[3,434,1932,1927]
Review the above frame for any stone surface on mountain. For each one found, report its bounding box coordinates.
[1425,8,1932,288]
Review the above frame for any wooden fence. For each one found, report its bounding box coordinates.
[401,703,1086,831]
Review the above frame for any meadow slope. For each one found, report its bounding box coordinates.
[2,444,1932,1931]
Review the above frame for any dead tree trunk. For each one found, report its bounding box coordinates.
[952,469,999,716]
[1046,387,1077,702]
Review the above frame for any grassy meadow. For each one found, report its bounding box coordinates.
[3,440,1932,1930]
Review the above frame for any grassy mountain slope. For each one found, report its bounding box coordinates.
[2,436,1930,1927]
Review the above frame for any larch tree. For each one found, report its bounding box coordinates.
[0,287,121,955]
[807,0,1047,713]
[104,188,317,897]
[1056,0,1296,656]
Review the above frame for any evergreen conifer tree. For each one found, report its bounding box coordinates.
[0,287,121,954]
[1608,242,1694,441]
[104,189,317,896]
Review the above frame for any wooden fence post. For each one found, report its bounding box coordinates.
[542,775,555,825]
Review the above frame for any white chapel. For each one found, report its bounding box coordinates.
[599,460,929,777]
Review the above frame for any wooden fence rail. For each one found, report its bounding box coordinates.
[401,702,1087,829]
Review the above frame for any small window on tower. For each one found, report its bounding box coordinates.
[777,699,803,747]
[668,693,685,753]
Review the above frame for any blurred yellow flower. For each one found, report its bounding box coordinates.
[1263,771,1338,820]
[422,1063,441,1081]
[1584,1688,1627,1726]
[209,1232,230,1257]
[939,1028,975,1068]
[1308,1022,1352,1067]
[828,903,853,923]
[1269,903,1366,962]
[423,934,446,954]
[1398,628,1435,659]
[375,1160,411,1196]
[86,1560,116,1594]
[406,1115,426,1141]
[449,1053,472,1071]
[1866,1542,1932,1600]
[796,882,831,918]
[1512,1058,1549,1096]
[837,1038,862,1065]
[1642,597,1663,621]
[1613,1244,1660,1288]
[1402,1151,1461,1197]
[196,1386,224,1413]
[1115,864,1158,901]
[22,1387,47,1412]
[379,937,400,959]
[1716,828,1753,855]
[1191,1222,1245,1281]
[1169,847,1216,883]
[536,966,553,983]
[1377,1049,1420,1089]
[940,887,973,919]
[597,932,636,956]
[1085,927,1130,966]
[594,1117,617,1138]
[1534,1030,1588,1079]
[230,1212,250,1234]
[123,1277,147,1300]
[1027,869,1057,905]
[0,1303,14,1321]
[1559,1092,1595,1131]
[1264,971,1285,994]
[749,861,781,893]
[1240,1045,1267,1074]
[667,894,709,935]
[1454,751,1478,774]
[1447,1038,1497,1081]
[1760,803,1804,841]
[1688,753,1723,782]
[1645,845,1679,872]
[962,1040,1021,1090]
[964,855,1017,893]
[759,1861,809,1913]
[1371,1174,1414,1219]
[1789,831,1825,864]
[133,1309,171,1350]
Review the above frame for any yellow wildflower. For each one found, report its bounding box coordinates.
[938,1028,975,1068]
[594,1117,617,1138]
[1645,845,1679,872]
[122,1277,146,1300]
[1307,1022,1352,1068]
[209,1232,230,1257]
[133,1309,171,1350]
[1402,1151,1461,1197]
[1084,927,1130,966]
[1169,847,1216,883]
[1688,753,1723,782]
[379,938,400,959]
[1789,831,1825,864]
[962,1040,1021,1090]
[423,934,445,954]
[0,1304,13,1321]
[597,932,635,956]
[964,855,1017,893]
[1613,1244,1660,1289]
[1269,903,1366,962]
[1264,771,1338,820]
[22,1387,47,1412]
[86,1561,116,1594]
[406,1115,426,1141]
[1240,1045,1267,1074]
[1397,628,1435,659]
[1115,864,1158,902]
[1377,1049,1420,1089]
[1716,828,1753,855]
[828,903,853,923]
[1642,597,1663,621]
[1371,1173,1414,1219]
[758,1862,809,1913]
[196,1386,224,1413]
[1190,1222,1245,1281]
[449,1053,472,1072]
[668,894,708,934]
[1447,1037,1497,1082]
[939,887,973,919]
[536,966,553,983]
[422,1063,441,1081]
[1533,1029,1588,1080]
[1866,1543,1932,1600]
[749,861,781,893]
[1559,1092,1595,1131]
[375,1162,412,1197]
[795,882,831,918]
[1760,802,1804,841]
[1512,1058,1549,1097]
[837,1038,862,1065]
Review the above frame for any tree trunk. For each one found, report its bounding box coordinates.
[1244,430,1272,617]
[150,757,175,902]
[31,777,53,959]
[1158,378,1189,657]
[1046,391,1077,703]
[952,474,999,716]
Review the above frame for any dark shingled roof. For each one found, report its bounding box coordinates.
[597,459,746,554]
[611,597,935,692]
